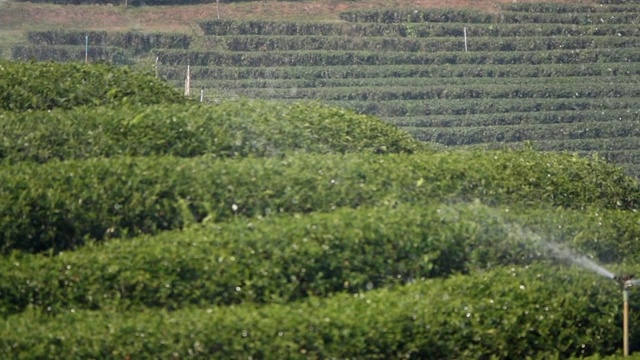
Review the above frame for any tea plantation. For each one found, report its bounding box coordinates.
[13,1,640,178]
[2,56,640,359]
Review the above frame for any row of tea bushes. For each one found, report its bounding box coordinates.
[0,264,631,359]
[2,202,640,316]
[159,62,640,81]
[0,60,187,111]
[212,35,640,53]
[26,30,190,54]
[338,8,640,24]
[391,109,640,128]
[1,150,638,253]
[155,48,640,67]
[0,100,424,163]
[199,19,640,37]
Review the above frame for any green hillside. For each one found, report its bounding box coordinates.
[9,2,640,177]
[3,4,640,357]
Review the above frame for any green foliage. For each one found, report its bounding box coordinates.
[182,74,640,91]
[0,60,187,111]
[213,34,640,53]
[338,8,640,24]
[236,83,640,101]
[0,150,638,254]
[391,109,640,129]
[2,202,640,317]
[0,100,424,163]
[407,120,640,145]
[156,47,640,67]
[26,30,190,54]
[501,3,640,13]
[0,265,632,359]
[330,98,639,117]
[199,19,640,37]
[11,45,132,64]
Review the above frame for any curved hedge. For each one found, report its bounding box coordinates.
[1,203,639,317]
[0,60,187,111]
[0,150,638,253]
[0,264,630,359]
[0,101,424,163]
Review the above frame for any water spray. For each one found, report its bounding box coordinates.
[542,239,635,356]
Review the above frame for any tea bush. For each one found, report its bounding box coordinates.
[0,100,424,163]
[0,60,187,111]
[0,150,638,253]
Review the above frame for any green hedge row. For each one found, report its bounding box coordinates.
[213,35,640,53]
[0,100,423,164]
[11,45,131,64]
[512,136,640,152]
[159,62,640,81]
[0,264,632,359]
[26,30,190,54]
[1,150,638,254]
[235,83,640,102]
[177,75,640,91]
[501,3,640,13]
[0,60,186,111]
[598,150,640,165]
[199,19,640,37]
[156,48,640,67]
[2,202,640,317]
[329,97,639,117]
[408,120,640,145]
[600,0,640,5]
[389,109,640,128]
[338,8,640,24]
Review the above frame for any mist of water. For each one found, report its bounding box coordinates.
[540,241,616,279]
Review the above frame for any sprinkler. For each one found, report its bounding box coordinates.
[614,274,635,356]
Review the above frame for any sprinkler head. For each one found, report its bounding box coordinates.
[614,274,635,289]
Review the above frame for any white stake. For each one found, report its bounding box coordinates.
[200,89,204,102]
[85,35,89,64]
[216,0,220,19]
[464,27,468,52]
[155,56,159,78]
[184,64,191,97]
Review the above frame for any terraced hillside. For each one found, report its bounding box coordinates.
[159,2,640,177]
[11,1,640,176]
[3,60,640,359]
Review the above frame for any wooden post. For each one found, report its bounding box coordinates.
[624,288,630,357]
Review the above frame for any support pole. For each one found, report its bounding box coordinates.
[184,64,191,97]
[155,56,159,78]
[216,0,220,19]
[85,35,89,64]
[463,27,468,52]
[624,288,630,357]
